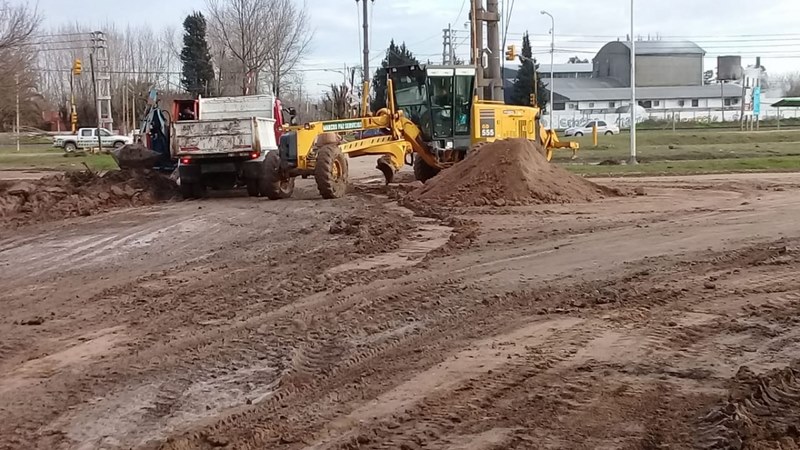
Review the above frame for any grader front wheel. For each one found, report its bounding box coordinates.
[314,144,349,199]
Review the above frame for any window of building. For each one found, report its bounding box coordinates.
[653,100,661,107]
[568,103,577,110]
[588,102,595,108]
[724,98,732,106]
[609,101,615,108]
[638,100,652,109]
[692,99,699,107]
[733,98,739,105]
[553,103,566,111]
[678,100,686,107]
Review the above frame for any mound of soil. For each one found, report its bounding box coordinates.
[409,139,622,206]
[111,143,162,170]
[0,169,179,228]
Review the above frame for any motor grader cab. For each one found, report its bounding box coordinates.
[388,65,475,157]
[265,64,578,200]
[388,64,578,180]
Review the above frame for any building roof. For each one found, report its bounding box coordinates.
[556,83,744,102]
[772,98,800,107]
[503,62,593,79]
[601,40,706,56]
[549,78,624,90]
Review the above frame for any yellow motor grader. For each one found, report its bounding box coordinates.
[259,64,578,200]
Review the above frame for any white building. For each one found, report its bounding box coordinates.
[504,40,797,129]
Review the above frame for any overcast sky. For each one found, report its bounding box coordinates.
[36,0,800,95]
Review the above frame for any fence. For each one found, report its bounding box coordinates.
[545,105,800,130]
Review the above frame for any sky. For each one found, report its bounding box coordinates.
[35,0,800,96]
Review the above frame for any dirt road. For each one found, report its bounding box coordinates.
[2,163,800,449]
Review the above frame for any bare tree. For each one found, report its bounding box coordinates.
[0,1,40,51]
[265,0,312,97]
[785,73,800,97]
[205,0,311,97]
[0,1,40,130]
[205,0,277,95]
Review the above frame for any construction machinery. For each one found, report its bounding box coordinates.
[262,64,578,200]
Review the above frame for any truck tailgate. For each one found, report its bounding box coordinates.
[172,117,275,156]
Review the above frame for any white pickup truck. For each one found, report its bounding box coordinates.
[171,94,280,199]
[53,128,133,152]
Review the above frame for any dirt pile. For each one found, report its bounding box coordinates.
[0,169,179,228]
[328,208,410,255]
[111,143,163,170]
[409,138,622,206]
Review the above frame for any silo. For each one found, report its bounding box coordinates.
[717,56,743,81]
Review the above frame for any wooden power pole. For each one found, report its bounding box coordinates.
[470,0,502,101]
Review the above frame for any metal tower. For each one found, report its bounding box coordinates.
[90,31,113,132]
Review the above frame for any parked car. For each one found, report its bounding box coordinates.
[53,128,133,152]
[564,120,620,137]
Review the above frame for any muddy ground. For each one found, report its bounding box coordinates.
[2,160,800,450]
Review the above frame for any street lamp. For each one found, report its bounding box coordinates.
[629,0,638,164]
[540,10,555,130]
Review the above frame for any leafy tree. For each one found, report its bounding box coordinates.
[180,12,215,97]
[567,56,589,64]
[371,40,419,112]
[509,32,548,109]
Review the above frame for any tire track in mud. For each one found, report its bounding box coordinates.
[271,240,800,450]
[697,364,800,449]
[0,197,444,449]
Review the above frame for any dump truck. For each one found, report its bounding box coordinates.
[170,94,282,199]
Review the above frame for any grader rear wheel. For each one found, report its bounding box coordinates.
[314,144,349,199]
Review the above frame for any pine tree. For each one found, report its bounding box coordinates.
[370,40,419,112]
[509,32,548,109]
[180,12,215,97]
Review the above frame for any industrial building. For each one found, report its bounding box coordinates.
[504,39,763,129]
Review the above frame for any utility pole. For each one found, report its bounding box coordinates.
[442,25,452,65]
[471,0,501,100]
[470,0,484,99]
[629,0,638,164]
[91,31,112,152]
[356,0,373,85]
[15,74,20,153]
[541,10,555,130]
[485,0,502,101]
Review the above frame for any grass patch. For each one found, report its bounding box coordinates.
[562,156,800,177]
[0,153,118,171]
[0,144,59,154]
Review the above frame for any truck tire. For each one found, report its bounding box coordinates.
[113,141,125,149]
[314,144,348,199]
[64,142,77,153]
[246,178,261,197]
[413,155,439,183]
[260,151,295,200]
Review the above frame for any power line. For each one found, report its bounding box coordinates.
[453,0,468,25]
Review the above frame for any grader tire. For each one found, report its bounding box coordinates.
[260,151,295,200]
[315,144,349,199]
[413,156,440,183]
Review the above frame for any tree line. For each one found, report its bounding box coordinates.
[1,0,311,132]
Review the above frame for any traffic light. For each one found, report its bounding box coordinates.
[505,45,517,61]
[72,59,82,76]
